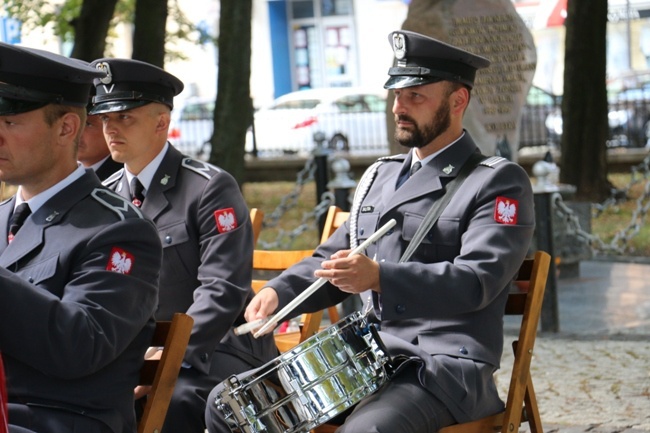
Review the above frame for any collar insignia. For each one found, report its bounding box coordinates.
[161,174,170,185]
[443,164,454,175]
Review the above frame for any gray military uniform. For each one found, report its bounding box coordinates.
[0,170,161,433]
[236,134,535,430]
[104,144,278,432]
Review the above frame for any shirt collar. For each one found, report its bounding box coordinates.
[125,142,169,192]
[16,164,86,213]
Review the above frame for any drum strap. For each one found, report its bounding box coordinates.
[399,152,487,264]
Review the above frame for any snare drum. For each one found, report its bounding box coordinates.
[216,312,390,433]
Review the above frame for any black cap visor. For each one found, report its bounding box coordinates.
[0,81,63,115]
[89,99,151,115]
[384,75,444,90]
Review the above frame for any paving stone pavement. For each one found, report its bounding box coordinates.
[496,259,650,433]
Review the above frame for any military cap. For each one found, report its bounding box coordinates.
[0,42,106,116]
[384,30,490,90]
[89,58,184,115]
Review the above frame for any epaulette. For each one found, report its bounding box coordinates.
[102,168,124,187]
[479,156,507,168]
[91,188,144,220]
[181,158,221,180]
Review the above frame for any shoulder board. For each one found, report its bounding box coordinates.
[91,188,144,221]
[102,168,124,187]
[181,158,221,180]
[377,154,405,163]
[479,156,507,168]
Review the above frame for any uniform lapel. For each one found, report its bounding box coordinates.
[0,172,97,268]
[141,145,182,221]
[379,135,479,215]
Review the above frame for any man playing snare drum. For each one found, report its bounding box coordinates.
[206,30,535,433]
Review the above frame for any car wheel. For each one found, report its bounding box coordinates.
[328,134,349,152]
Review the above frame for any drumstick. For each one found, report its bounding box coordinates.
[253,218,397,338]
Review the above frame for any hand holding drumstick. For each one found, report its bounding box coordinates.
[235,219,396,337]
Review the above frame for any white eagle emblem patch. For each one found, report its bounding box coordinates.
[214,208,238,233]
[494,196,518,225]
[107,247,134,274]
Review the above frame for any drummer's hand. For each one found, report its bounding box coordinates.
[315,250,381,294]
[244,287,279,334]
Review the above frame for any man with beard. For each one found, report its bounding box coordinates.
[205,30,535,433]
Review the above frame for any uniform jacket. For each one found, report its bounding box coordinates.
[104,144,277,375]
[0,170,161,433]
[94,157,123,182]
[268,133,535,423]
[0,355,6,433]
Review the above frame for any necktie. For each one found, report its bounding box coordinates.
[130,177,145,207]
[396,161,422,189]
[8,203,31,243]
[410,161,422,177]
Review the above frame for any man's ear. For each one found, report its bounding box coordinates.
[156,111,171,132]
[452,87,470,113]
[60,112,82,141]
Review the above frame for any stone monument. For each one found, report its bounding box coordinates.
[399,0,537,160]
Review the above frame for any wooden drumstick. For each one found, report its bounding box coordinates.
[253,218,397,338]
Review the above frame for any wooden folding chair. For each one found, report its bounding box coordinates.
[137,313,194,433]
[313,250,550,433]
[249,208,264,245]
[251,206,350,352]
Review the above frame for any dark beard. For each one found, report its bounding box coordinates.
[394,99,451,148]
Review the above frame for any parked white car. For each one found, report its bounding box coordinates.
[246,87,389,156]
[168,96,214,158]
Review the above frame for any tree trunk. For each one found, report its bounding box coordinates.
[209,0,253,185]
[560,0,610,201]
[132,0,168,67]
[70,0,118,61]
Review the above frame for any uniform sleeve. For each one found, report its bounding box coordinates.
[0,218,161,378]
[183,172,254,372]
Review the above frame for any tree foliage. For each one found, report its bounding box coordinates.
[4,0,200,64]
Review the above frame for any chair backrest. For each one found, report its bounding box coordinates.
[250,208,264,245]
[138,313,194,433]
[319,205,349,243]
[436,250,550,433]
[499,250,550,433]
[317,206,349,325]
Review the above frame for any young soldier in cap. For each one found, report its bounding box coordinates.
[90,58,278,433]
[79,86,123,181]
[0,43,162,433]
[206,30,535,432]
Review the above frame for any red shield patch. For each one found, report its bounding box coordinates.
[494,196,518,225]
[214,208,238,233]
[107,247,135,274]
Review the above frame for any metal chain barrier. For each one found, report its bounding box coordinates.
[551,152,650,256]
[258,156,333,249]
